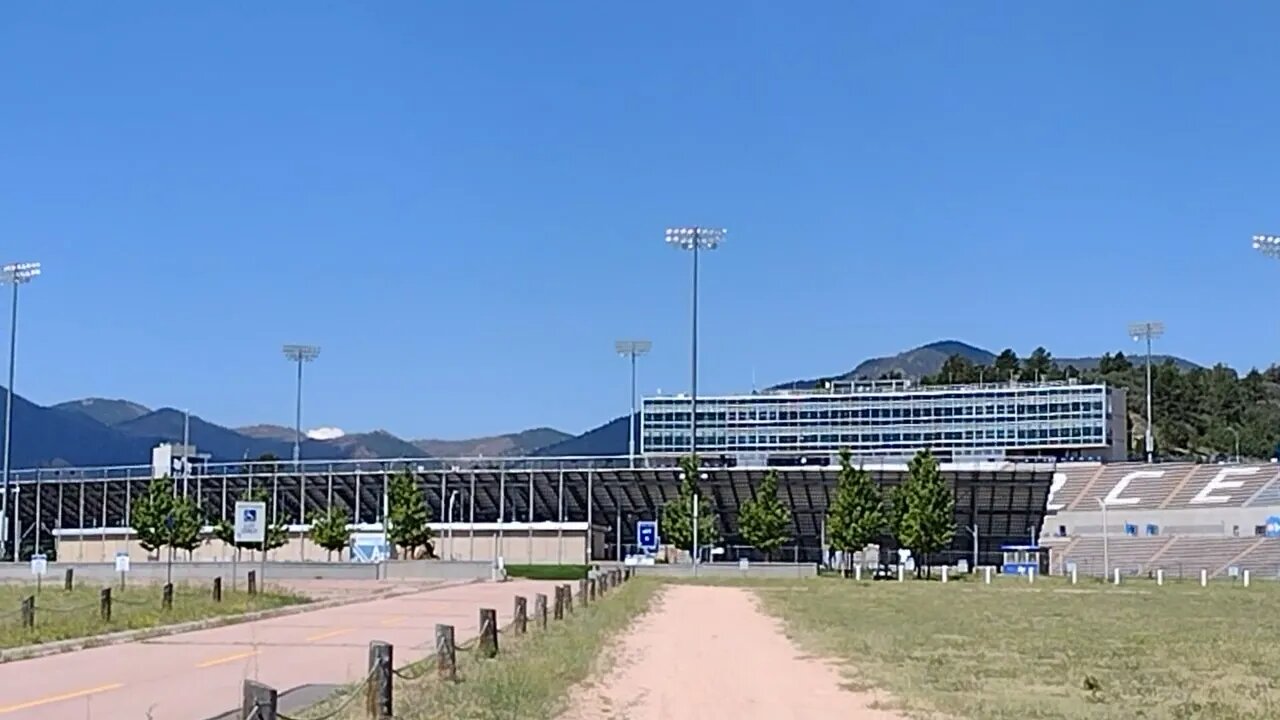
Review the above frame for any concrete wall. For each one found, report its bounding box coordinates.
[53,526,595,566]
[630,562,818,579]
[0,559,499,584]
[1049,503,1280,539]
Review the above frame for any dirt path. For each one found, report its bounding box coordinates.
[559,584,904,720]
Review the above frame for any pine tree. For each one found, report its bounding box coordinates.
[660,455,720,559]
[893,449,955,578]
[308,506,351,560]
[825,449,886,576]
[387,468,434,559]
[737,469,792,559]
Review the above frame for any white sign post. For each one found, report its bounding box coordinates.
[30,553,47,592]
[235,501,268,591]
[115,551,130,590]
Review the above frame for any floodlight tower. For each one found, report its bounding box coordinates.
[282,344,320,469]
[1128,321,1164,464]
[1253,234,1280,260]
[1,262,40,562]
[615,340,652,467]
[665,227,726,463]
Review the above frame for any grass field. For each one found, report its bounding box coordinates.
[303,577,658,720]
[756,576,1280,720]
[0,582,307,649]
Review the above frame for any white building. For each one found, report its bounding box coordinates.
[641,378,1127,464]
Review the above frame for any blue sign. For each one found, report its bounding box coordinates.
[637,520,659,553]
[1265,516,1280,539]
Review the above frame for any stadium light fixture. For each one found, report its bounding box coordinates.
[0,261,40,562]
[1252,234,1280,259]
[1128,321,1164,464]
[282,344,321,470]
[665,227,727,464]
[615,340,653,467]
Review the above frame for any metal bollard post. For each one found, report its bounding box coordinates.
[513,596,528,635]
[1244,569,1251,588]
[553,586,564,620]
[1156,569,1164,586]
[984,566,992,585]
[435,624,457,681]
[213,576,222,603]
[64,568,74,592]
[564,584,574,614]
[941,566,949,583]
[1200,568,1208,587]
[100,587,112,622]
[1113,568,1121,585]
[478,608,499,658]
[588,578,597,602]
[20,596,34,629]
[365,641,393,719]
[247,570,257,596]
[534,593,548,630]
[242,680,278,720]
[162,583,174,611]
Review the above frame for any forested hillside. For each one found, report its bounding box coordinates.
[922,347,1280,461]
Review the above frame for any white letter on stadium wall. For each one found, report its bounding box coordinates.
[1103,471,1162,506]
[1189,467,1258,505]
[1047,472,1068,511]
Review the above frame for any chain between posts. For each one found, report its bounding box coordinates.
[276,664,378,720]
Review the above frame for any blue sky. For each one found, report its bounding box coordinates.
[3,2,1279,440]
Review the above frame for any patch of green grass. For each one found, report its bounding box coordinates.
[504,564,591,581]
[0,582,307,650]
[303,578,658,720]
[752,576,1280,720]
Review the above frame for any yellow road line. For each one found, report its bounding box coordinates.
[196,649,259,668]
[305,628,354,642]
[379,616,406,627]
[0,683,124,714]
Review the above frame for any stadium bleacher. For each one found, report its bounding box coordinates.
[1050,460,1280,578]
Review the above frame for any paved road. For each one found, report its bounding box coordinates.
[0,579,557,719]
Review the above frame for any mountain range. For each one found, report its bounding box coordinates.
[4,340,1202,468]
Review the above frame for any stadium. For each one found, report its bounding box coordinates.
[1,378,1277,579]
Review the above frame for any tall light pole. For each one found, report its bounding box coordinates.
[1128,321,1164,464]
[615,340,652,467]
[665,227,726,463]
[282,344,320,470]
[1,262,39,563]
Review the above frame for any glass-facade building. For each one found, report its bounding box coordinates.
[641,379,1127,463]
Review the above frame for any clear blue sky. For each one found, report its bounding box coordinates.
[3,2,1279,440]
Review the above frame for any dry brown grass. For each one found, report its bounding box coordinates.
[754,576,1280,719]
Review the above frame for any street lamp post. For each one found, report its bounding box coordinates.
[1128,321,1164,464]
[282,344,320,471]
[665,227,726,463]
[615,340,652,467]
[1227,427,1241,464]
[1,261,40,563]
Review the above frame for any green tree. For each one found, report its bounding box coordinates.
[212,487,288,555]
[387,468,434,559]
[131,478,204,554]
[993,348,1020,378]
[308,506,352,560]
[660,455,720,559]
[1023,346,1056,380]
[892,449,955,578]
[736,469,791,559]
[825,449,886,577]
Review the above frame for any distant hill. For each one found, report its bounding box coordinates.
[415,428,572,458]
[237,424,297,442]
[533,415,633,457]
[52,398,151,427]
